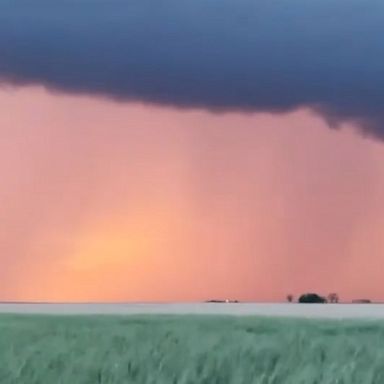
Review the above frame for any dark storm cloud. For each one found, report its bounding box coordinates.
[0,0,383,136]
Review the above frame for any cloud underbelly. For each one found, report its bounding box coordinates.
[0,0,383,137]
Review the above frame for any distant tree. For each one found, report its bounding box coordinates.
[328,293,339,303]
[286,294,294,303]
[298,293,327,304]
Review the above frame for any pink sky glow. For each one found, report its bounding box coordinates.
[1,86,384,302]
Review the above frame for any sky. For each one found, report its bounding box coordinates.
[1,1,384,302]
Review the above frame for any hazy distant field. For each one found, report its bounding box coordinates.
[1,314,384,384]
[1,303,384,319]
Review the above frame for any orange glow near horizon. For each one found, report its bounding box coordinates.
[2,86,384,302]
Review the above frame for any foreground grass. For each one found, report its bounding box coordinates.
[0,315,384,383]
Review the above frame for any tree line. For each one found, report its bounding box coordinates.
[286,293,339,303]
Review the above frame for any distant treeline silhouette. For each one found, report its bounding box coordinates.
[287,293,372,304]
[286,293,338,304]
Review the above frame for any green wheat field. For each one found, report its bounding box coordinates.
[1,314,383,384]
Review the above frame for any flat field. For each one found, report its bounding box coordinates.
[1,314,384,383]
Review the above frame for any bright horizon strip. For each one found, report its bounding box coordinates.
[1,86,384,303]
